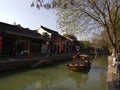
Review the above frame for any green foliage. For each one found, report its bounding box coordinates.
[63,34,77,41]
[80,40,93,48]
[32,0,120,56]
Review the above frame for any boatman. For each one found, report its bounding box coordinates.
[73,53,80,64]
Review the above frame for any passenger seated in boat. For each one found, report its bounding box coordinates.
[73,53,80,64]
[81,56,85,60]
[80,56,85,62]
[80,56,88,66]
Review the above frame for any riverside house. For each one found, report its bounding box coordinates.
[37,26,67,44]
[37,26,74,53]
[0,22,43,56]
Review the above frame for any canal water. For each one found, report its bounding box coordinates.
[0,55,108,90]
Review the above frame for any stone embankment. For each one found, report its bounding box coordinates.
[107,55,120,90]
[0,53,74,72]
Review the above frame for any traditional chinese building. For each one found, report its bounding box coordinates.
[37,26,67,45]
[37,26,74,53]
[0,22,43,56]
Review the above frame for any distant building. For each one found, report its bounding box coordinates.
[37,26,66,44]
[37,26,74,53]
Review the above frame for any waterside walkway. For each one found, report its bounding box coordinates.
[107,55,120,90]
[0,53,74,72]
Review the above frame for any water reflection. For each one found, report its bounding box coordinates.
[0,55,107,90]
[67,71,89,88]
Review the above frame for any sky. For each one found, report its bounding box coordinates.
[0,0,94,41]
[0,0,59,32]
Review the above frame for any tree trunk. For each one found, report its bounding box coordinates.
[112,46,117,57]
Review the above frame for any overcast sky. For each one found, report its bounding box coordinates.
[0,0,59,32]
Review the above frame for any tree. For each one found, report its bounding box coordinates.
[81,40,93,49]
[32,0,120,56]
[63,34,77,41]
[92,27,120,54]
[91,34,106,48]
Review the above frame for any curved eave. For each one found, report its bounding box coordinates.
[4,31,43,40]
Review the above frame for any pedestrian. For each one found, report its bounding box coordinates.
[0,37,3,56]
[39,43,42,53]
[46,41,50,53]
[76,45,80,53]
[60,44,64,53]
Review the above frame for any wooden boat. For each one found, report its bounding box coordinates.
[66,62,91,72]
[79,54,89,60]
[66,54,91,72]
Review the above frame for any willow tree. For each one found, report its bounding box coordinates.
[32,0,120,56]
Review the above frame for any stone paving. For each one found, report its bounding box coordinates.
[0,53,74,71]
[107,56,120,90]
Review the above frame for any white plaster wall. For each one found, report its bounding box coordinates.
[37,28,51,36]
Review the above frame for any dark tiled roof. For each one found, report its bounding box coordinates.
[0,22,42,39]
[41,26,58,35]
[41,25,67,40]
[58,34,67,40]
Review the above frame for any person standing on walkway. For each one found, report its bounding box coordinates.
[60,44,64,53]
[0,37,3,56]
[76,45,80,53]
[46,41,50,54]
[39,43,42,54]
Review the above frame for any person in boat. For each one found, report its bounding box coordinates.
[79,56,85,65]
[81,56,90,66]
[73,53,80,64]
